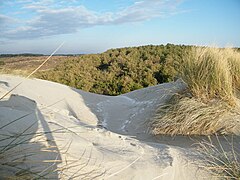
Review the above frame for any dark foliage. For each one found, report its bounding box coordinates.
[36,44,192,95]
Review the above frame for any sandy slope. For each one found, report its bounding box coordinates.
[0,75,213,179]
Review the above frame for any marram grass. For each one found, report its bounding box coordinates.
[152,47,240,136]
[226,48,240,92]
[178,47,237,105]
[198,136,240,180]
[152,95,240,136]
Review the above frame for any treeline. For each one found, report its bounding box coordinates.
[36,44,193,95]
[0,53,45,57]
[0,54,83,58]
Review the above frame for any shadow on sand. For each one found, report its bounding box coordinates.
[71,86,240,156]
[0,94,61,179]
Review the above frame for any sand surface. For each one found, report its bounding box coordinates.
[0,74,230,179]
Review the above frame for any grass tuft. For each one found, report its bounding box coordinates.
[198,136,240,180]
[152,95,240,135]
[178,47,238,105]
[226,48,240,93]
[151,47,240,135]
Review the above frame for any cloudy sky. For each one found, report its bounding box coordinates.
[0,0,240,54]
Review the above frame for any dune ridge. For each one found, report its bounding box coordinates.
[0,74,220,179]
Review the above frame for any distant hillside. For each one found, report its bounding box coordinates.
[36,44,192,95]
[0,56,76,75]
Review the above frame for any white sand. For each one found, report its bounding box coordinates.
[0,75,214,179]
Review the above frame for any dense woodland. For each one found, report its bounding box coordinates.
[36,44,192,95]
[3,44,238,95]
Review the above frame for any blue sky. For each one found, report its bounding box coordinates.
[0,0,239,54]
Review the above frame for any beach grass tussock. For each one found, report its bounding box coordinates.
[226,48,240,93]
[152,95,240,136]
[198,136,240,180]
[178,47,239,105]
[152,47,240,135]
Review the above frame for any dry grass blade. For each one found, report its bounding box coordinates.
[0,42,64,100]
[225,48,240,92]
[197,135,240,179]
[178,47,237,105]
[151,95,240,135]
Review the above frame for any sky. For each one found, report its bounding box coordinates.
[0,0,240,54]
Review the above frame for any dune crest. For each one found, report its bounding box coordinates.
[0,75,213,179]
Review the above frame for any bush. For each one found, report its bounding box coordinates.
[36,44,189,95]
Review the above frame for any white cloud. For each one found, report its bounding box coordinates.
[0,14,15,24]
[115,0,173,23]
[1,0,183,40]
[0,14,19,36]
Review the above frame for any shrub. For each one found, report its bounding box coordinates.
[36,44,188,95]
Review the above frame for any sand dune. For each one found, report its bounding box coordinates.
[0,75,216,179]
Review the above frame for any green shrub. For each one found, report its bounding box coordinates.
[36,44,189,95]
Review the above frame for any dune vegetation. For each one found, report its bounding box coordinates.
[0,55,70,76]
[35,44,191,95]
[150,47,240,179]
[152,47,240,136]
[198,136,240,180]
[1,45,240,179]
